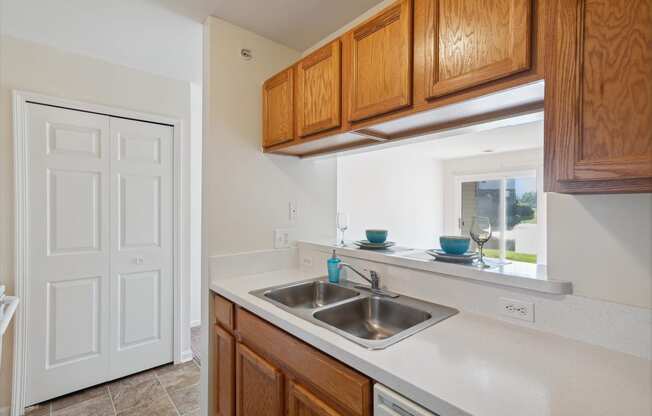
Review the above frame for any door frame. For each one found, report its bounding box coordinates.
[11,90,191,415]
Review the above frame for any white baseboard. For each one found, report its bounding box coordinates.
[180,349,194,363]
[190,320,201,328]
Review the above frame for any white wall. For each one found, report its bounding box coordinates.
[0,0,204,83]
[0,33,194,411]
[338,147,443,249]
[201,17,338,414]
[548,193,652,309]
[202,17,337,256]
[190,83,203,327]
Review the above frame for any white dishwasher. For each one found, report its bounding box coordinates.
[374,384,438,416]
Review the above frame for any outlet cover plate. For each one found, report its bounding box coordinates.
[499,298,535,322]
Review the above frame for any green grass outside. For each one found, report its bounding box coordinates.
[483,249,537,264]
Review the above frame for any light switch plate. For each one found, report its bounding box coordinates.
[274,228,291,249]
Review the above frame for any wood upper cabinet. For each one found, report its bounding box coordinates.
[296,40,341,137]
[423,0,532,99]
[214,325,235,416]
[545,0,652,193]
[263,67,294,147]
[287,381,343,416]
[236,342,284,416]
[346,0,413,122]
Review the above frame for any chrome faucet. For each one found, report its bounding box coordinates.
[338,263,398,298]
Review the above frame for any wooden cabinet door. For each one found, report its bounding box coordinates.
[297,41,341,137]
[545,0,652,193]
[423,0,532,99]
[263,68,294,147]
[346,0,412,122]
[287,381,343,416]
[214,325,235,416]
[236,343,284,416]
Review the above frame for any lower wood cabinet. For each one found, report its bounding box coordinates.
[288,380,343,416]
[236,343,284,416]
[214,325,235,416]
[212,294,372,416]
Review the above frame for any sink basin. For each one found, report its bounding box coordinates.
[264,281,359,309]
[251,278,458,349]
[313,296,432,340]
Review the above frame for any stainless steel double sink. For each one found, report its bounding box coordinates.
[250,278,458,349]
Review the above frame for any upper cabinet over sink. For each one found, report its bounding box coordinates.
[345,0,412,122]
[423,0,532,99]
[261,0,545,158]
[296,40,342,137]
[259,0,651,194]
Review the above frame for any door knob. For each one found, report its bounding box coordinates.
[134,256,144,265]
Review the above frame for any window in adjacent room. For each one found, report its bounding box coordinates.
[455,171,542,264]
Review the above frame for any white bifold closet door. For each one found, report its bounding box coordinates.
[26,103,173,405]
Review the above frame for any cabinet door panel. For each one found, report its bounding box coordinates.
[297,41,341,137]
[544,0,652,193]
[288,381,343,416]
[236,343,284,416]
[575,0,652,179]
[214,325,235,416]
[347,0,412,122]
[263,68,294,147]
[424,0,532,99]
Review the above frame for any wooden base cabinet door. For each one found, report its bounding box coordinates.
[544,0,652,193]
[422,0,532,99]
[288,381,343,416]
[236,343,284,416]
[346,0,412,122]
[214,325,235,416]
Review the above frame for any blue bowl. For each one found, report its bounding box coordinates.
[439,236,470,255]
[366,229,388,244]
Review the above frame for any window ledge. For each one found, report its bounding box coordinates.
[299,241,572,295]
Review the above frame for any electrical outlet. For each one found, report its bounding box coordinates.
[274,228,291,249]
[301,256,313,268]
[499,298,535,322]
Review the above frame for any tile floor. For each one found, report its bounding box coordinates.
[24,361,200,416]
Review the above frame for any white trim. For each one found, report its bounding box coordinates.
[190,320,201,328]
[11,90,190,415]
[180,349,194,363]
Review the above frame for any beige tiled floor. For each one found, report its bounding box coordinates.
[25,361,200,416]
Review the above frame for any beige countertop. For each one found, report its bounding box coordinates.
[210,269,651,416]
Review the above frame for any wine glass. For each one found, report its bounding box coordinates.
[470,216,492,268]
[336,213,349,246]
